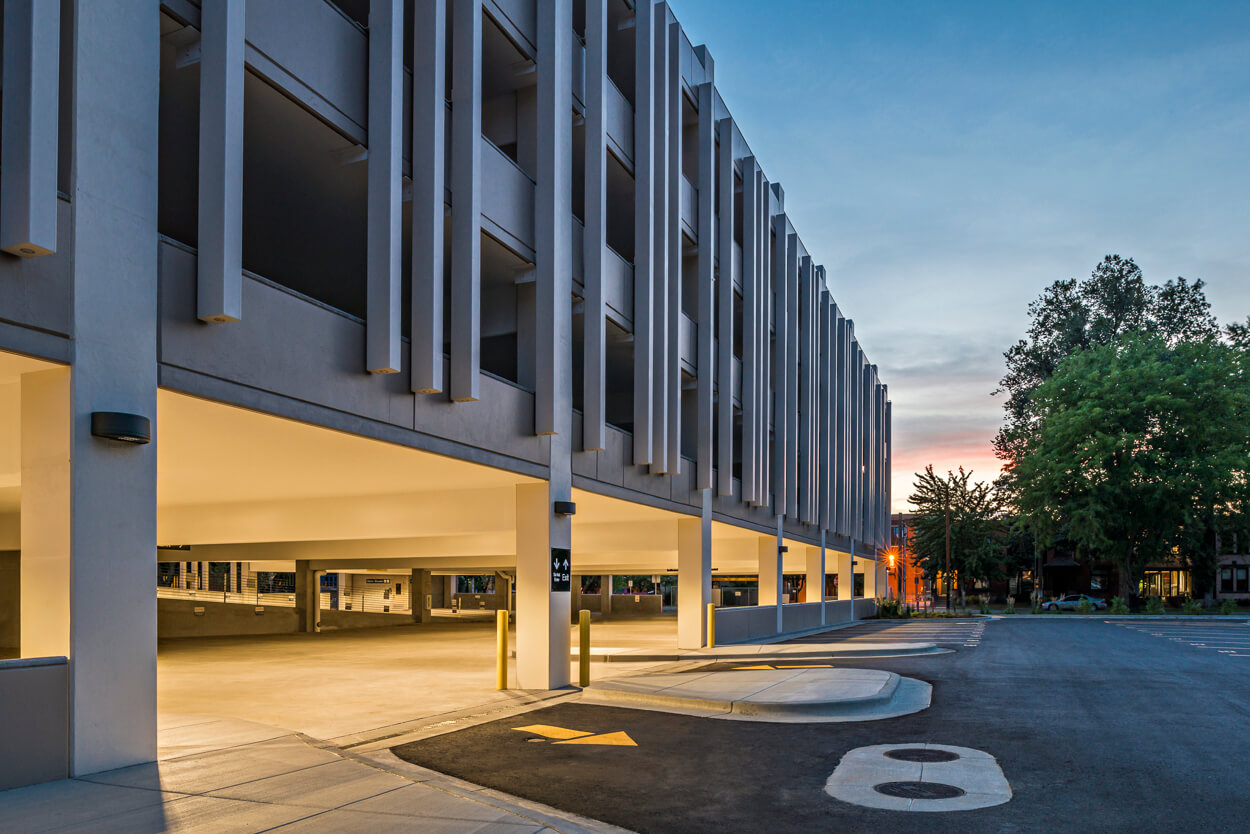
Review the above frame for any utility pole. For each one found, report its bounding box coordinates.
[944,485,952,612]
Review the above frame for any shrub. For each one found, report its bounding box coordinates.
[877,597,905,619]
[1110,596,1129,615]
[978,594,992,615]
[1076,598,1092,615]
[1030,600,1044,615]
[1220,598,1238,616]
[1003,596,1017,615]
[1146,596,1165,615]
[1182,597,1203,615]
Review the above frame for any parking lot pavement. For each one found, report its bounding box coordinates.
[1107,619,1250,658]
[392,619,1250,833]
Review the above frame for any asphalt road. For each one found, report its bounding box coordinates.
[392,618,1250,833]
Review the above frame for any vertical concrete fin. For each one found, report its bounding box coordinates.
[0,0,59,258]
[695,82,716,490]
[194,0,243,321]
[582,0,608,449]
[785,234,799,518]
[451,0,482,401]
[665,19,682,476]
[535,0,572,435]
[412,0,447,393]
[632,0,655,465]
[818,288,831,531]
[649,6,669,473]
[366,0,404,373]
[771,219,788,514]
[758,174,770,510]
[715,117,735,496]
[740,157,757,504]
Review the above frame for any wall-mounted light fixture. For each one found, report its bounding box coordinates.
[90,412,151,444]
[554,500,577,516]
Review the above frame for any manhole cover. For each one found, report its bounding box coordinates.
[884,748,960,763]
[874,781,966,800]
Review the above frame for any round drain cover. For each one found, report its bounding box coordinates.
[884,748,960,763]
[874,781,966,800]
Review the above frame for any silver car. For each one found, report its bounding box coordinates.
[1042,593,1108,612]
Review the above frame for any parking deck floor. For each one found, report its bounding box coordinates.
[157,615,682,745]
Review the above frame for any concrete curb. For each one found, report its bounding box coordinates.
[582,668,932,724]
[564,643,947,664]
[986,614,1250,621]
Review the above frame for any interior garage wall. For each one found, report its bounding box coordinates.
[158,598,420,638]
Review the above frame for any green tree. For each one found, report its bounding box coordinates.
[908,466,1003,606]
[1007,333,1250,600]
[995,255,1218,465]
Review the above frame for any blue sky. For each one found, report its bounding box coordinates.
[671,0,1250,509]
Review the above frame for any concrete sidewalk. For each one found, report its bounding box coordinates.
[0,716,630,834]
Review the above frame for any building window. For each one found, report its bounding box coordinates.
[1224,565,1249,594]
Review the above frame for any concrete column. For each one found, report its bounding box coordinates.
[600,574,612,616]
[495,570,512,613]
[758,533,781,633]
[677,491,712,648]
[228,561,237,595]
[516,483,571,690]
[412,569,433,623]
[806,545,824,612]
[837,549,854,601]
[22,4,162,776]
[443,575,454,608]
[295,560,315,632]
[864,557,879,600]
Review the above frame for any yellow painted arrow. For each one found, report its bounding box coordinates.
[512,724,591,740]
[512,725,638,746]
[554,731,637,747]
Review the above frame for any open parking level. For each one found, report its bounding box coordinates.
[392,618,1250,833]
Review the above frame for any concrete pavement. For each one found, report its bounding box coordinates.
[0,715,629,834]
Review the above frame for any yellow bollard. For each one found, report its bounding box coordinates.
[707,602,716,649]
[578,609,591,688]
[496,609,508,690]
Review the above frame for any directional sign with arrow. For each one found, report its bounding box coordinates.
[551,547,571,592]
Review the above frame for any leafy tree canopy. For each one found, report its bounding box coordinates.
[1005,332,1250,599]
[995,255,1218,464]
[907,466,1004,601]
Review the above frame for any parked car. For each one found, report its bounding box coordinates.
[1042,593,1107,612]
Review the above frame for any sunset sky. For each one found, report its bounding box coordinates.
[673,0,1250,511]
